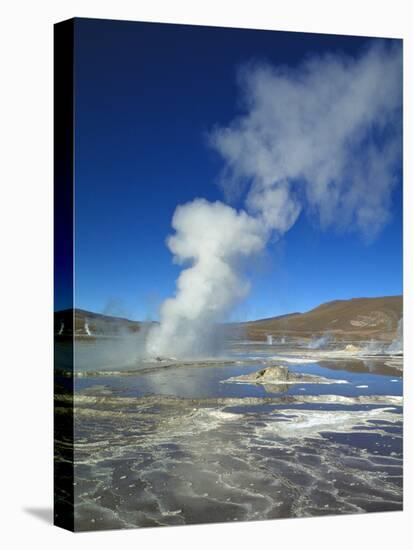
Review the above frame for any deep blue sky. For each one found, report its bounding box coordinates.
[72,18,402,321]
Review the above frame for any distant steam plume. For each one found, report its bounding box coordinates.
[387,318,403,354]
[146,41,402,359]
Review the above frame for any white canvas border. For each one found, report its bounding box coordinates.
[0,1,411,548]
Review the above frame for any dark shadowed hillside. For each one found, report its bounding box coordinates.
[54,309,143,336]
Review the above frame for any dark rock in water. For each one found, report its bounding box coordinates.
[223,364,346,386]
[223,364,291,385]
[254,365,289,381]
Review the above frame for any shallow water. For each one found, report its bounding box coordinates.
[73,357,402,400]
[54,340,404,530]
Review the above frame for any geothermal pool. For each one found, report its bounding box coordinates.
[72,359,402,400]
[55,341,403,530]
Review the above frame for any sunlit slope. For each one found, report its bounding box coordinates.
[242,296,402,342]
[55,295,402,342]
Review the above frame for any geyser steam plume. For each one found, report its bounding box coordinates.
[146,42,402,359]
[146,200,266,358]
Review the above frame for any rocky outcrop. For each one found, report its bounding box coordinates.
[344,344,360,353]
[254,365,289,381]
[223,365,347,386]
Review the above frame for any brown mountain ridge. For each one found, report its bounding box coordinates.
[242,295,402,342]
[55,295,402,342]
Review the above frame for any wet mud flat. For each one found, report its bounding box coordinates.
[62,392,402,530]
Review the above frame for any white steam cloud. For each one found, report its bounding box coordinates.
[146,41,402,359]
[146,199,266,357]
[212,42,402,240]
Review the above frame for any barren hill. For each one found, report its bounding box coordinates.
[242,295,402,342]
[55,295,402,342]
[54,308,143,336]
